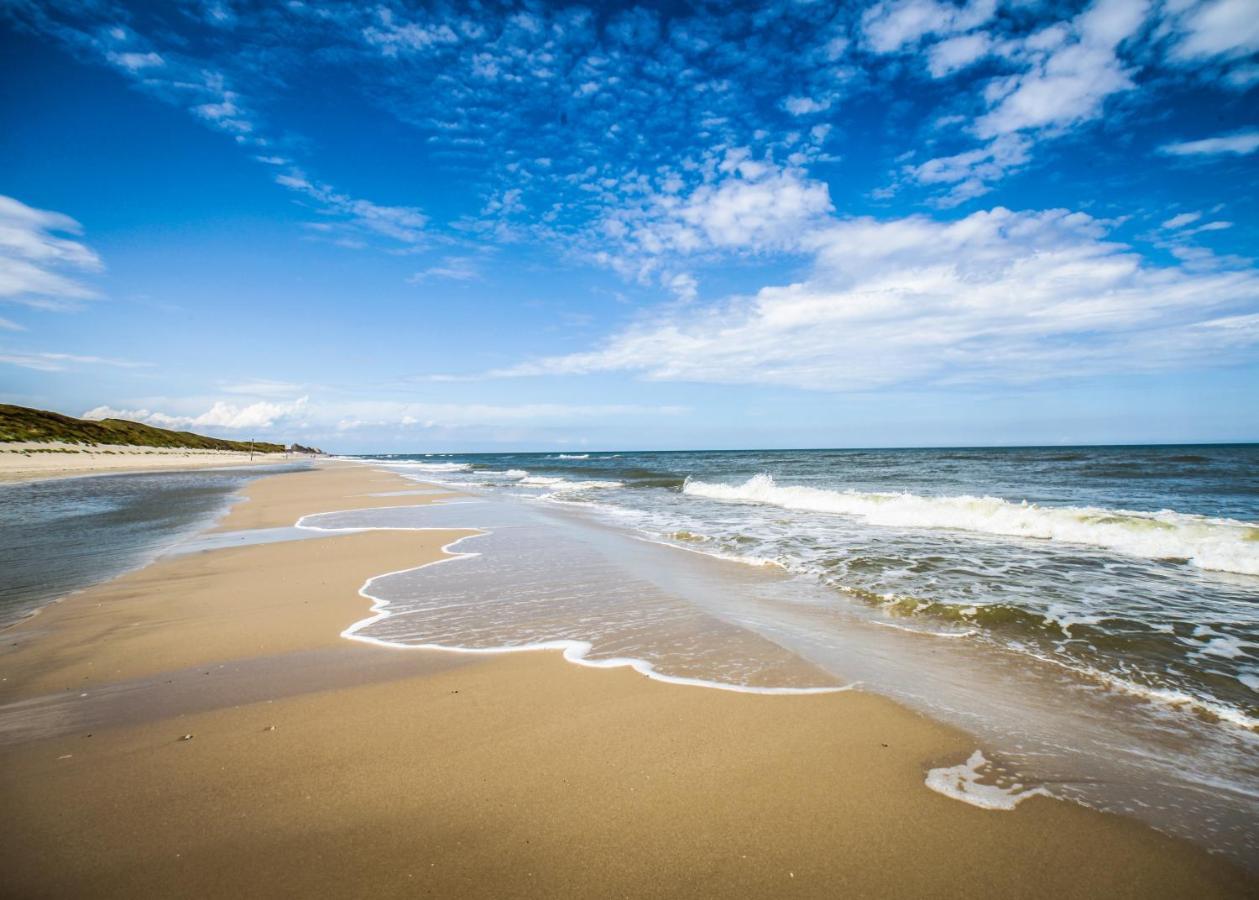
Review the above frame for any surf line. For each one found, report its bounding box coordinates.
[299,488,1042,815]
[293,500,854,697]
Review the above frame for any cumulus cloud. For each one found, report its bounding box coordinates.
[1164,0,1259,63]
[862,0,997,54]
[596,151,833,274]
[900,0,1154,200]
[0,195,102,311]
[667,272,699,302]
[361,8,459,57]
[905,134,1031,205]
[1158,130,1259,157]
[83,396,309,430]
[9,0,1257,386]
[497,207,1259,391]
[80,397,685,435]
[975,0,1148,138]
[927,31,992,77]
[783,95,835,116]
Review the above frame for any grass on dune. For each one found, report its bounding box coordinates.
[0,404,292,454]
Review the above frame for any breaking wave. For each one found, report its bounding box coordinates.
[359,458,472,473]
[682,474,1259,576]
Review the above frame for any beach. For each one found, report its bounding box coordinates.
[0,441,301,484]
[0,462,1251,898]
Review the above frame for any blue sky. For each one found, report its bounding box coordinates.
[1,0,1256,452]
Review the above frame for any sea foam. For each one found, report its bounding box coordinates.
[925,750,1051,810]
[682,474,1259,576]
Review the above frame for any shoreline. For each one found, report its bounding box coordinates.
[303,504,852,697]
[0,441,310,484]
[0,463,1252,897]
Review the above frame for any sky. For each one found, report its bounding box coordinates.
[1,0,1257,452]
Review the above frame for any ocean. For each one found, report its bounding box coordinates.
[3,447,1256,865]
[336,445,1259,863]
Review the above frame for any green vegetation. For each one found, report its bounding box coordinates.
[0,404,290,453]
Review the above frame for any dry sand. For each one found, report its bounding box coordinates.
[0,441,304,484]
[0,463,1252,898]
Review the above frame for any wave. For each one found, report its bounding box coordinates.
[521,475,565,485]
[537,479,624,492]
[366,459,473,473]
[552,453,590,459]
[681,474,1259,576]
[846,591,1259,730]
[475,468,622,491]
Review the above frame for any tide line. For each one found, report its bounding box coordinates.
[294,502,855,697]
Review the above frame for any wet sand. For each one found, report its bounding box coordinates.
[0,463,1251,898]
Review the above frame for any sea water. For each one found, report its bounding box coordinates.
[335,446,1259,865]
[4,448,1256,864]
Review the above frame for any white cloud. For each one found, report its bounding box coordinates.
[674,169,832,251]
[192,91,252,134]
[276,170,428,246]
[1223,63,1259,88]
[497,207,1259,391]
[862,0,997,54]
[0,195,102,310]
[0,353,63,372]
[905,134,1031,205]
[80,397,685,434]
[84,396,309,431]
[1158,130,1259,157]
[1,352,152,372]
[362,8,460,57]
[190,398,309,429]
[783,95,834,116]
[666,272,699,301]
[408,256,480,282]
[597,153,834,272]
[1165,0,1259,62]
[975,0,1149,138]
[895,0,1155,201]
[5,10,423,256]
[927,31,992,77]
[1162,211,1202,229]
[105,50,164,71]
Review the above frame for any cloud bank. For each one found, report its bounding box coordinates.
[501,206,1259,391]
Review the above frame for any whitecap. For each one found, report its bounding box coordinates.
[682,473,1259,576]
